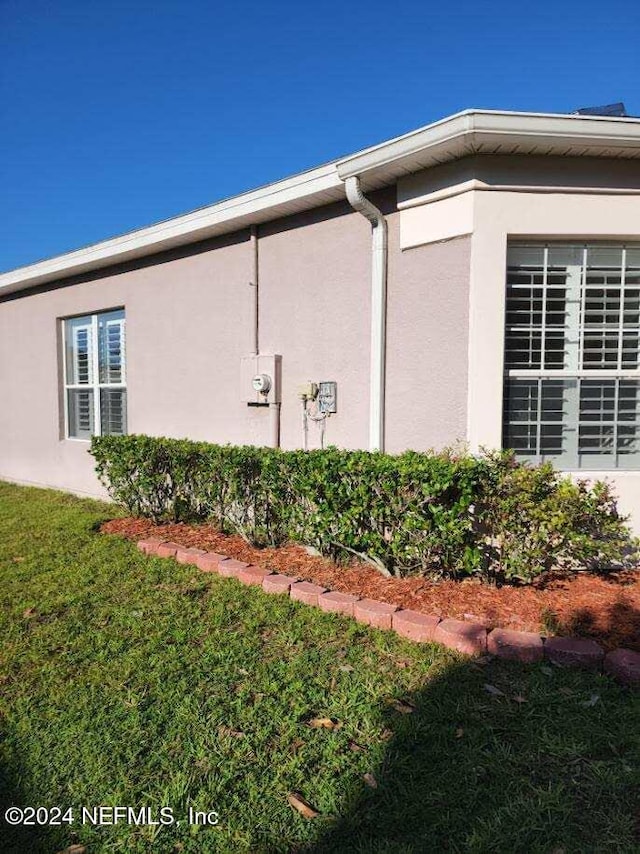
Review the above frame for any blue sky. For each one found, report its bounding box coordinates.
[1,0,638,272]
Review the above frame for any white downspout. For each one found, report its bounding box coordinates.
[344,176,388,452]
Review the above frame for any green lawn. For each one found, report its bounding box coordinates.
[0,482,639,854]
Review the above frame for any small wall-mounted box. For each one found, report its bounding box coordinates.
[318,381,337,414]
[240,354,282,404]
[297,381,318,400]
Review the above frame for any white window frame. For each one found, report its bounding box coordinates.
[503,243,640,469]
[62,309,127,441]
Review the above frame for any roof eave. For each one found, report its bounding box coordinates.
[0,164,344,296]
[2,109,639,297]
[337,110,640,186]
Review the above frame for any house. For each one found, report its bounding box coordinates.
[1,108,640,527]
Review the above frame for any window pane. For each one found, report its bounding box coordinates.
[68,389,94,439]
[98,310,125,384]
[505,252,544,370]
[65,316,93,385]
[507,246,545,268]
[503,378,575,465]
[579,379,640,468]
[578,380,616,463]
[586,246,623,271]
[622,286,640,368]
[505,377,640,469]
[100,389,127,435]
[581,247,626,370]
[505,245,582,372]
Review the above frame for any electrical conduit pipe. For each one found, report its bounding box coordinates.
[249,224,280,448]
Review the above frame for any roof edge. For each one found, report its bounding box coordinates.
[0,163,343,295]
[2,108,640,296]
[337,109,640,178]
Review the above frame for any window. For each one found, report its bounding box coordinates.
[63,309,127,439]
[503,244,640,469]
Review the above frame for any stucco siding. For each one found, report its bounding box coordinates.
[385,230,470,454]
[0,190,473,497]
[257,202,372,451]
[0,233,257,497]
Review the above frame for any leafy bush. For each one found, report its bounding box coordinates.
[280,448,484,576]
[473,451,636,583]
[91,435,637,584]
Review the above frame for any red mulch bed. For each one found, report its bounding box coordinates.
[102,517,640,651]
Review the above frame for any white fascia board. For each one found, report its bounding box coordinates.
[3,108,640,297]
[336,110,640,179]
[0,163,343,295]
[337,111,475,179]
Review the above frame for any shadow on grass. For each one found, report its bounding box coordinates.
[300,655,640,854]
[0,757,62,854]
[0,655,638,854]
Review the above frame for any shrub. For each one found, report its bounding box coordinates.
[90,436,292,547]
[281,447,484,576]
[90,435,637,584]
[473,450,636,583]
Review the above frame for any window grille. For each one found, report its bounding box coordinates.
[63,309,127,439]
[503,244,640,469]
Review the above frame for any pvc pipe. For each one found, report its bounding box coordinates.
[302,400,309,452]
[250,224,259,355]
[250,224,281,448]
[344,176,388,452]
[269,402,281,449]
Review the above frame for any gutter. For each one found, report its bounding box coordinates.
[3,110,639,298]
[344,176,388,452]
[336,110,640,184]
[0,164,343,296]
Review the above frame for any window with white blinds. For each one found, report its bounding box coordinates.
[63,309,127,439]
[503,244,640,469]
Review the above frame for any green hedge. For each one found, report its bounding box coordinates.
[90,435,637,584]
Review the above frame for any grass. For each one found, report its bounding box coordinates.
[0,481,638,854]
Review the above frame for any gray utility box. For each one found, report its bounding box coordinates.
[318,381,337,414]
[240,354,282,405]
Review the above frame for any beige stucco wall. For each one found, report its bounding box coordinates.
[0,193,471,498]
[0,233,257,497]
[5,149,639,533]
[398,155,640,531]
[257,202,371,451]
[385,225,470,454]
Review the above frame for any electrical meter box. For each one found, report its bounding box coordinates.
[240,354,282,404]
[297,381,317,400]
[318,381,337,414]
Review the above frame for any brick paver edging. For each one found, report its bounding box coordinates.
[136,537,640,689]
